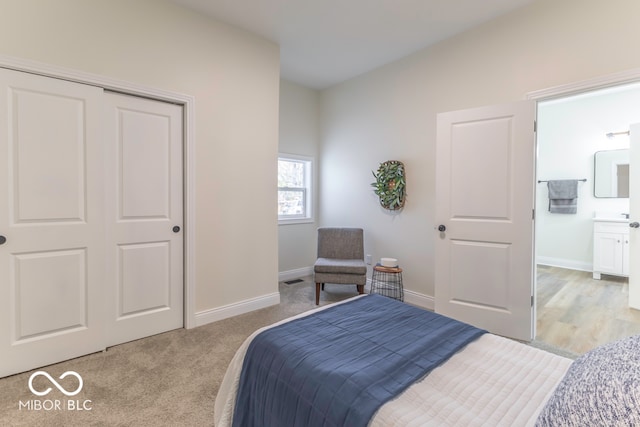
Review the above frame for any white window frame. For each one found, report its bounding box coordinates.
[278,153,314,225]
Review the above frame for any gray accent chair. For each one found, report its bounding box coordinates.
[314,227,367,305]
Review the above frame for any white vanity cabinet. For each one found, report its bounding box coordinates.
[593,220,629,279]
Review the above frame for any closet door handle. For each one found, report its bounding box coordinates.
[630,222,639,228]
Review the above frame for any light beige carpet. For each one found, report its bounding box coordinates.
[0,278,356,427]
[0,278,576,426]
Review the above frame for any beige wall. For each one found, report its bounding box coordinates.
[0,0,280,313]
[319,0,640,298]
[278,80,320,275]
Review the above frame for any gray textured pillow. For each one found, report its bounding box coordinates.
[536,334,640,426]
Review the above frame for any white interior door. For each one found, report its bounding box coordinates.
[104,92,184,346]
[0,68,106,377]
[435,100,536,341]
[629,123,640,309]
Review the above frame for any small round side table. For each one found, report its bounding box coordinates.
[370,264,404,301]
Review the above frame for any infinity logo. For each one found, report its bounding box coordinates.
[28,371,83,397]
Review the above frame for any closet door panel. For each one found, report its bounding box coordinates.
[104,92,184,347]
[0,68,105,378]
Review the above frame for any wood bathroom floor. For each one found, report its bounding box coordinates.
[536,265,640,355]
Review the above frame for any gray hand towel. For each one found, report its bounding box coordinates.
[547,180,579,214]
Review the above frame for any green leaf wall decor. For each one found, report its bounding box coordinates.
[371,160,406,210]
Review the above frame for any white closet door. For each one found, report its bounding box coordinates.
[0,68,106,377]
[104,92,184,346]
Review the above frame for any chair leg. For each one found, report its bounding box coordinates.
[357,284,364,295]
[315,283,321,305]
[321,283,324,290]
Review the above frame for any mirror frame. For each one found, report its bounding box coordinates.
[593,149,629,198]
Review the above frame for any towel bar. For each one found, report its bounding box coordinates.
[537,178,587,183]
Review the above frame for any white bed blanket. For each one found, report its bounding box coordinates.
[371,334,571,426]
[214,299,572,427]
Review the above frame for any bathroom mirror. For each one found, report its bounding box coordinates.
[594,149,629,198]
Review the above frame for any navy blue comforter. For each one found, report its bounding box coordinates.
[232,294,486,427]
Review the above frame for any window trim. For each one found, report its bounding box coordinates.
[278,153,314,225]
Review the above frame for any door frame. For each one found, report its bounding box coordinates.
[0,54,198,329]
[526,68,640,102]
[527,67,640,333]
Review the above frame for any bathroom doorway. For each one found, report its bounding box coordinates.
[534,81,640,355]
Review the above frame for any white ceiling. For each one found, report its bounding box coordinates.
[169,0,535,89]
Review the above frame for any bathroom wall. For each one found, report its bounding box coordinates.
[536,83,640,270]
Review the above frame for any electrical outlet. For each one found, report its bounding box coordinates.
[365,254,372,265]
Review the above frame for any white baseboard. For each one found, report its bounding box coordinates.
[197,271,434,327]
[536,256,592,272]
[404,290,435,310]
[194,292,281,327]
[367,278,434,310]
[279,267,313,282]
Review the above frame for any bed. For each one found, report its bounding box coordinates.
[214,294,640,427]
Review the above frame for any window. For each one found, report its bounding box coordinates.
[278,154,313,224]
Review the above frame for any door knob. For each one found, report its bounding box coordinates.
[630,222,640,228]
[0,235,5,245]
[172,226,181,233]
[437,225,446,232]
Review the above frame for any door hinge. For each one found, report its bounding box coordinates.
[531,295,534,307]
[532,209,535,220]
[534,120,537,132]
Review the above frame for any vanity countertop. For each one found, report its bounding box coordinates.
[593,217,629,223]
[593,212,629,223]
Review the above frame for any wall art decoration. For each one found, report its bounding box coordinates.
[371,160,406,210]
